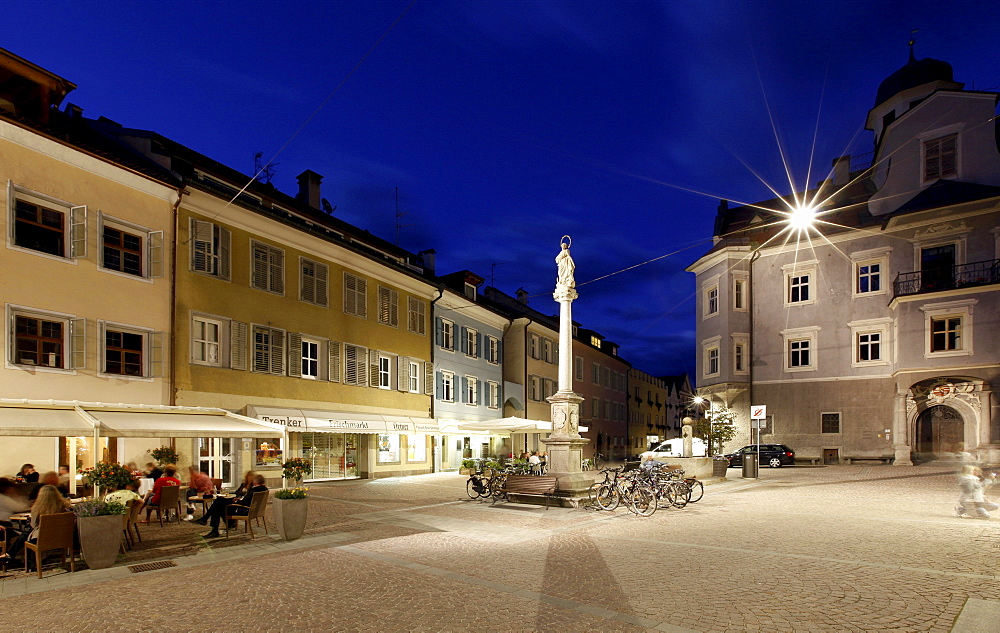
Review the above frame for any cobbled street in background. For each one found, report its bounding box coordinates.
[2,465,999,632]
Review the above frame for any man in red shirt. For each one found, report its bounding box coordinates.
[184,466,214,520]
[144,464,181,522]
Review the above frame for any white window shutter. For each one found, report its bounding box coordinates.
[270,247,284,294]
[218,226,231,280]
[70,206,88,258]
[6,180,15,242]
[345,344,358,385]
[357,277,367,318]
[147,230,164,278]
[287,332,303,377]
[270,328,285,375]
[69,318,86,369]
[252,242,268,289]
[300,260,313,303]
[328,340,341,382]
[191,218,213,272]
[389,290,398,326]
[397,355,409,392]
[424,361,434,396]
[379,287,390,324]
[356,346,368,387]
[148,331,164,378]
[230,320,248,370]
[316,262,328,307]
[368,348,380,387]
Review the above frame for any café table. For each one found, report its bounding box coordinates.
[138,478,155,496]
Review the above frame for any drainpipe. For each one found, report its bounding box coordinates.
[748,248,761,418]
[168,186,186,407]
[429,285,444,472]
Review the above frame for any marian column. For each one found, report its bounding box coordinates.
[542,236,591,499]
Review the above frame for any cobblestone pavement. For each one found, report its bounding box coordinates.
[2,464,999,632]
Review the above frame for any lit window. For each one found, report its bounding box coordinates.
[930,316,961,352]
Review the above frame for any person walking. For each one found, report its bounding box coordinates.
[956,465,998,519]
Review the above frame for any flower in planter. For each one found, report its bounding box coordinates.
[73,499,128,517]
[274,486,309,499]
[281,457,313,482]
[78,461,137,491]
[149,446,180,466]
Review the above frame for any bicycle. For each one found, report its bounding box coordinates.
[594,453,606,470]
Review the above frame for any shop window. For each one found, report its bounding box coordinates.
[377,434,400,463]
[407,435,426,462]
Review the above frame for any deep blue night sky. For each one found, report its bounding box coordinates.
[5,1,999,378]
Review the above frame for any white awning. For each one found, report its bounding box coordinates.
[89,410,285,438]
[0,404,94,436]
[248,406,438,435]
[457,416,588,435]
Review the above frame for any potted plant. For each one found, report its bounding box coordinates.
[79,461,136,497]
[459,459,476,475]
[74,498,127,569]
[272,486,308,540]
[273,457,312,541]
[150,445,180,466]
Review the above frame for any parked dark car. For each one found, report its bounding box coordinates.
[725,444,796,468]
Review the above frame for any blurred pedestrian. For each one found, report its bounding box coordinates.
[956,465,998,519]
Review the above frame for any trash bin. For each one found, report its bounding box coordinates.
[742,453,758,478]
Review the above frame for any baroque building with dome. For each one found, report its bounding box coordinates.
[686,48,1000,466]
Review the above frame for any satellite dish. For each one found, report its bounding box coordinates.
[321,198,336,214]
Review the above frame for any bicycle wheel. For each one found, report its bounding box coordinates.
[467,477,486,499]
[594,455,604,470]
[595,483,620,511]
[686,479,704,503]
[491,475,508,499]
[587,482,602,506]
[666,482,689,508]
[629,486,657,517]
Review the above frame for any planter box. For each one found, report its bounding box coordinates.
[77,514,123,570]
[459,468,474,475]
[273,497,308,541]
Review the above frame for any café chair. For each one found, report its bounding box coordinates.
[224,490,269,540]
[147,484,183,527]
[25,512,77,578]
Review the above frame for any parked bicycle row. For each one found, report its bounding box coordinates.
[588,462,703,517]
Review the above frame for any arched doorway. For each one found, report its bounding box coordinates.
[915,405,964,458]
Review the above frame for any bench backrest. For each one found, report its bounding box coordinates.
[503,475,557,494]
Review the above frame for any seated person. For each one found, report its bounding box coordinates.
[184,466,214,520]
[105,480,142,506]
[3,484,71,568]
[28,472,63,503]
[17,464,39,483]
[57,465,72,495]
[144,462,163,480]
[144,464,181,522]
[0,477,29,554]
[196,474,267,538]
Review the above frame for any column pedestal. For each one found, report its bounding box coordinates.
[542,390,592,502]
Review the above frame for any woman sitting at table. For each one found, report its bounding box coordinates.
[2,484,71,568]
[144,464,181,522]
[195,474,267,538]
[17,464,39,483]
[233,470,255,497]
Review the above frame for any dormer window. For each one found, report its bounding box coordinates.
[590,335,600,347]
[923,134,957,181]
[464,282,476,300]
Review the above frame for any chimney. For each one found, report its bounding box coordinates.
[832,156,851,187]
[417,249,436,273]
[296,170,323,209]
[516,288,529,305]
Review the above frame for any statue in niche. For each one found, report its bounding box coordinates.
[555,236,575,293]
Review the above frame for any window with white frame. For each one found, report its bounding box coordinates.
[487,381,499,409]
[856,262,881,294]
[189,218,231,280]
[530,375,542,401]
[923,133,958,182]
[9,185,87,260]
[922,300,975,358]
[487,336,499,364]
[781,326,819,372]
[101,220,160,279]
[378,287,399,327]
[101,322,158,378]
[465,376,478,405]
[252,325,285,375]
[733,336,748,374]
[300,258,329,307]
[530,334,540,359]
[407,297,426,335]
[782,261,817,306]
[438,318,454,351]
[440,371,454,402]
[250,240,284,294]
[192,316,223,366]
[408,360,420,393]
[378,355,392,389]
[848,318,891,367]
[702,336,721,378]
[733,276,747,311]
[705,285,719,317]
[301,338,321,379]
[465,327,478,358]
[343,272,367,318]
[540,338,551,363]
[10,308,85,370]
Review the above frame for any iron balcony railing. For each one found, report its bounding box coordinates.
[892,258,1000,299]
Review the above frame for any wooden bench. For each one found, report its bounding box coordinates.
[799,457,822,465]
[844,456,894,465]
[492,475,558,508]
